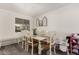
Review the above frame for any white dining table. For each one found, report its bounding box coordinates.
[31,36,47,55]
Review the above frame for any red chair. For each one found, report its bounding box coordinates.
[67,34,79,54]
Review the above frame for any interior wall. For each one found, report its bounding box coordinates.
[34,4,79,33]
[0,9,33,39]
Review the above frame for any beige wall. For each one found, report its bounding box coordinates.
[0,9,33,46]
[34,4,79,33]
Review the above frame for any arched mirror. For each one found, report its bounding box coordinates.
[42,16,48,26]
[36,16,48,27]
[36,18,40,26]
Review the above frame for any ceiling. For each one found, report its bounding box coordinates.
[0,3,69,16]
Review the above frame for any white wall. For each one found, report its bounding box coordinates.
[35,4,79,33]
[0,9,33,41]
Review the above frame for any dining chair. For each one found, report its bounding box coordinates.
[21,36,26,48]
[49,31,57,55]
[25,35,34,55]
[24,32,39,55]
[37,31,56,55]
[16,30,32,55]
[56,32,69,55]
[67,34,79,55]
[17,35,25,49]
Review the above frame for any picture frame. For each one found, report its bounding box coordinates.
[15,18,30,32]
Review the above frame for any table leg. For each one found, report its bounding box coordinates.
[25,39,27,51]
[38,41,41,55]
[22,40,24,48]
[17,38,20,45]
[26,43,28,53]
[50,42,52,55]
[31,38,33,55]
[25,37,29,52]
[0,43,1,48]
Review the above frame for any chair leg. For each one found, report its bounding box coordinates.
[50,48,52,55]
[71,48,72,54]
[17,39,20,45]
[67,48,69,55]
[70,44,72,54]
[22,41,24,48]
[54,44,56,55]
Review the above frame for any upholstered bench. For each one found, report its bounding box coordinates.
[0,35,24,48]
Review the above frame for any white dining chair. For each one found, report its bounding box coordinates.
[49,31,57,55]
[37,31,56,55]
[23,31,34,55]
[25,35,34,55]
[24,32,40,55]
[56,32,69,55]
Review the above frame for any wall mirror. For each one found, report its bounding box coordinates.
[36,16,48,27]
[42,16,48,26]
